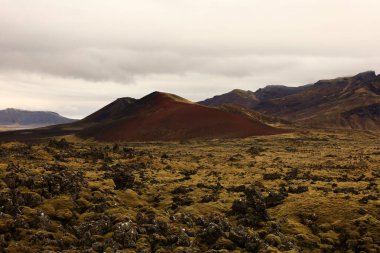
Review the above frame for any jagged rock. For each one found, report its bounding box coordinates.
[231,185,270,227]
[20,191,43,207]
[284,168,298,180]
[172,196,193,208]
[227,185,246,192]
[32,211,50,230]
[74,214,112,241]
[113,221,138,248]
[112,170,135,190]
[199,222,223,245]
[333,187,359,195]
[263,173,282,180]
[136,212,168,235]
[0,190,20,215]
[247,146,265,156]
[41,170,86,199]
[288,186,309,194]
[229,226,261,251]
[359,195,378,204]
[172,186,194,194]
[2,172,27,189]
[176,230,191,247]
[264,190,288,208]
[213,237,236,250]
[92,241,104,253]
[47,138,71,150]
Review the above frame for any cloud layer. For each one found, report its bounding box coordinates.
[1,0,380,118]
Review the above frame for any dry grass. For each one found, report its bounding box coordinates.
[0,130,379,252]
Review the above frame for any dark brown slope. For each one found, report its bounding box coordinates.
[254,85,311,101]
[254,71,380,130]
[340,103,380,131]
[79,92,283,141]
[199,89,259,108]
[198,85,308,108]
[81,97,136,123]
[218,103,290,127]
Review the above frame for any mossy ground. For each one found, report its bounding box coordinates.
[0,130,379,252]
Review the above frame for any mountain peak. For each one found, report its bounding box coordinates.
[142,91,192,104]
[82,97,137,123]
[353,71,376,81]
[2,108,60,116]
[114,97,136,104]
[230,89,256,97]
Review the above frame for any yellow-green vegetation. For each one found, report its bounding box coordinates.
[0,130,379,252]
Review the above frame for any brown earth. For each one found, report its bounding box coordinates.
[218,103,290,127]
[79,92,283,141]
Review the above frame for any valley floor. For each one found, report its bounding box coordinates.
[0,130,379,252]
[0,125,47,132]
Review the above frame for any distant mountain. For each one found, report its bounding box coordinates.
[199,71,380,131]
[200,89,259,108]
[255,71,380,130]
[0,108,76,127]
[199,86,308,108]
[254,85,311,101]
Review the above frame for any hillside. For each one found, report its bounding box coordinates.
[255,71,380,130]
[199,89,259,108]
[218,103,290,127]
[199,71,380,131]
[79,92,283,141]
[81,97,137,124]
[198,86,308,108]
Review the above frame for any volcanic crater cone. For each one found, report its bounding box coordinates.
[79,91,282,141]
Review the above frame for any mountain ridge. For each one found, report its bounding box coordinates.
[0,108,76,127]
[199,71,380,131]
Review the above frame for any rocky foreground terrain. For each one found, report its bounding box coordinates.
[0,130,379,252]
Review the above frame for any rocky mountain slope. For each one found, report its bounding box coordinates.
[81,97,137,124]
[255,71,380,130]
[199,89,260,108]
[199,86,308,108]
[200,71,380,131]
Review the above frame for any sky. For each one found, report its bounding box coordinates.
[1,0,380,119]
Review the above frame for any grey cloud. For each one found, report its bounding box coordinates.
[0,47,304,83]
[1,0,380,83]
[0,0,380,117]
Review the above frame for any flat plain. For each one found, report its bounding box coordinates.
[0,130,379,252]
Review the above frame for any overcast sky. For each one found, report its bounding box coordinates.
[1,0,380,118]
